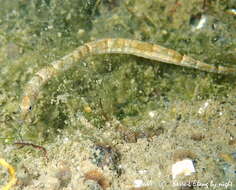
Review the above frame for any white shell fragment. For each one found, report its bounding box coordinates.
[192,15,207,31]
[172,159,195,179]
[198,99,211,114]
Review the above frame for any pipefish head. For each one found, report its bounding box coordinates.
[20,95,33,121]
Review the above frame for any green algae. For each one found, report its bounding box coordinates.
[0,1,235,141]
[0,0,235,138]
[0,0,236,189]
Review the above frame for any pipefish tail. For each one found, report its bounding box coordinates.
[20,38,236,119]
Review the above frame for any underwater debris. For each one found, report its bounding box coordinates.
[84,169,110,190]
[172,150,197,180]
[115,124,138,143]
[91,144,121,175]
[191,14,207,31]
[171,159,196,180]
[190,133,205,141]
[198,99,211,115]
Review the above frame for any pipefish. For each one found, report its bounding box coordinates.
[20,38,236,119]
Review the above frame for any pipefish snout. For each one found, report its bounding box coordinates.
[20,38,236,119]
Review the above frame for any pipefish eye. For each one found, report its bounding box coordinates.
[28,106,33,111]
